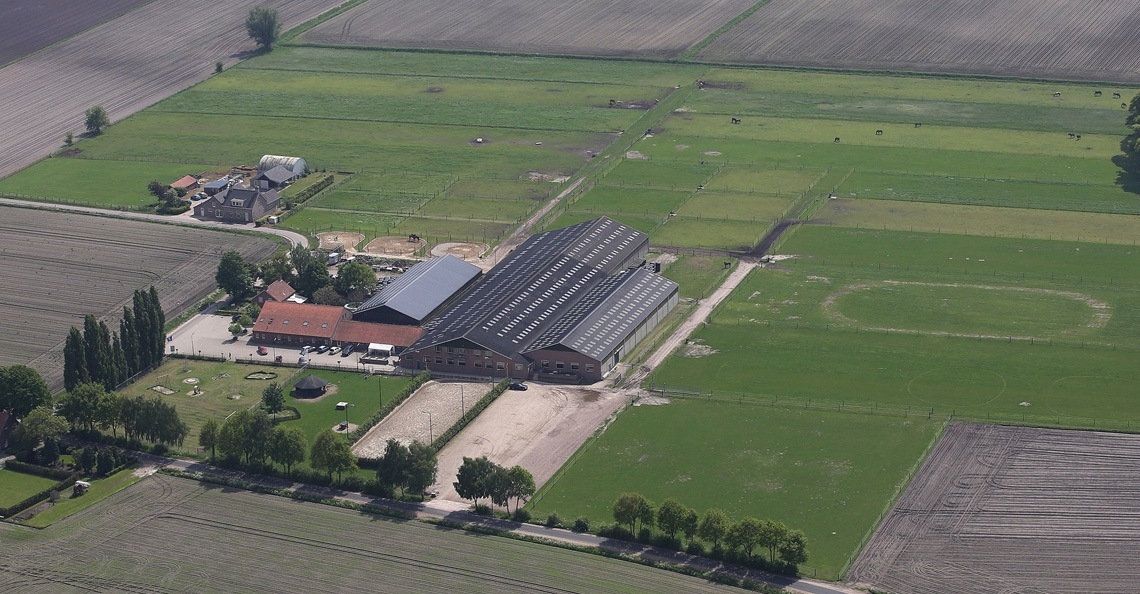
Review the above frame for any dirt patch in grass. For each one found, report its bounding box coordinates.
[364,235,422,257]
[430,242,488,260]
[317,231,364,252]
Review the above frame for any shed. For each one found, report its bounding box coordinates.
[293,374,329,398]
[259,155,307,177]
[170,175,199,191]
[203,178,229,196]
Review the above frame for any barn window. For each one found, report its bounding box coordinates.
[435,358,442,364]
[571,362,579,370]
[514,364,523,370]
[556,362,564,369]
[447,359,454,365]
[458,360,465,366]
[496,362,505,370]
[541,360,549,368]
[472,349,481,356]
[435,346,441,353]
[474,361,482,368]
[585,364,594,372]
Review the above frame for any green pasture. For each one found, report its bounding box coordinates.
[339,170,457,195]
[571,186,692,215]
[662,114,1120,160]
[417,193,535,222]
[282,372,412,442]
[530,400,943,579]
[0,159,196,208]
[279,208,405,243]
[445,178,554,200]
[155,70,659,132]
[244,47,709,87]
[313,189,432,214]
[696,67,1138,111]
[660,254,737,300]
[814,198,1140,245]
[390,216,512,245]
[651,217,767,251]
[602,158,721,189]
[547,210,665,236]
[703,165,825,195]
[0,469,58,507]
[837,172,1139,215]
[678,191,795,222]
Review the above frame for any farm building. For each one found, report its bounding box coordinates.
[251,300,421,352]
[255,165,298,190]
[400,217,677,383]
[352,255,482,325]
[193,186,280,223]
[202,178,229,196]
[258,155,307,177]
[253,279,298,307]
[169,174,199,192]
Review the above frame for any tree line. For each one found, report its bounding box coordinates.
[63,287,165,391]
[217,247,376,307]
[57,382,189,448]
[610,492,808,568]
[453,455,536,514]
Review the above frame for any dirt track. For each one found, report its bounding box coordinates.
[848,422,1140,593]
[0,0,341,180]
[431,385,629,503]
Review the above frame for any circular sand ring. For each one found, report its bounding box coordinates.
[365,236,422,257]
[183,378,199,384]
[317,232,364,252]
[431,242,489,260]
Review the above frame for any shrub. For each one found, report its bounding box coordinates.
[686,541,706,556]
[637,527,653,543]
[215,61,223,73]
[572,516,590,533]
[473,503,492,516]
[544,512,563,528]
[511,508,532,523]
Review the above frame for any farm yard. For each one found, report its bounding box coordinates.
[0,0,341,180]
[697,0,1140,83]
[0,206,277,390]
[0,474,756,594]
[300,0,756,58]
[847,423,1140,594]
[530,399,944,579]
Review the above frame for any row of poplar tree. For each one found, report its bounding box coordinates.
[63,288,166,391]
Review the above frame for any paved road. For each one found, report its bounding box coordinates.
[0,197,308,248]
[130,454,857,594]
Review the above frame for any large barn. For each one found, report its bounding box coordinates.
[352,255,481,325]
[399,217,678,383]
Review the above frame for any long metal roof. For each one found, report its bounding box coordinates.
[524,267,678,360]
[354,254,481,324]
[413,217,648,358]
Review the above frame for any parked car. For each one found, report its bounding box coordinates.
[341,344,355,357]
[509,382,528,391]
[257,345,269,356]
[316,344,330,354]
[328,346,341,355]
[300,346,313,355]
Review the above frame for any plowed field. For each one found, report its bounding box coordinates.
[301,0,755,58]
[0,0,151,67]
[698,0,1140,83]
[0,206,277,390]
[848,422,1140,593]
[0,0,341,179]
[0,474,752,593]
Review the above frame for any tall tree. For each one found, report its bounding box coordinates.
[261,382,285,417]
[218,409,252,463]
[111,331,129,386]
[310,429,356,480]
[147,286,165,363]
[82,315,105,387]
[199,419,219,462]
[216,250,254,300]
[375,438,411,496]
[259,253,292,283]
[97,392,124,438]
[243,410,273,465]
[698,508,730,550]
[120,307,140,375]
[268,425,307,473]
[58,382,107,431]
[505,465,535,512]
[656,497,688,539]
[0,365,52,417]
[682,508,700,543]
[95,320,116,389]
[290,246,331,299]
[132,290,153,369]
[84,106,109,134]
[777,529,809,566]
[245,6,281,51]
[333,261,376,299]
[63,326,88,391]
[612,492,653,533]
[726,517,764,559]
[757,520,790,563]
[406,441,438,501]
[453,455,496,508]
[10,406,68,450]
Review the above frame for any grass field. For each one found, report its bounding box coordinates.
[649,227,1140,429]
[119,359,413,454]
[0,474,758,593]
[0,469,58,508]
[660,254,737,300]
[530,400,943,579]
[21,467,142,528]
[0,159,195,208]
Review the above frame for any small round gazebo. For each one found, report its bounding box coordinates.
[293,374,328,398]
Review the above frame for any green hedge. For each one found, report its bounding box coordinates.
[291,175,333,206]
[4,460,74,480]
[0,469,80,518]
[430,379,510,452]
[347,371,431,442]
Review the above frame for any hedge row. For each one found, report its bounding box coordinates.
[4,460,74,480]
[430,379,510,452]
[291,175,333,206]
[347,371,431,443]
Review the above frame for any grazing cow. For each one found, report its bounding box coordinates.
[608,99,616,108]
[723,261,731,269]
[834,137,841,143]
[731,117,741,124]
[1114,92,1122,99]
[698,80,706,89]
[875,129,883,136]
[914,122,922,128]
[1076,134,1082,140]
[1068,133,1075,139]
[1094,90,1102,97]
[1052,92,1061,97]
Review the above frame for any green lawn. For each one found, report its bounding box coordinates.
[22,467,142,528]
[0,469,59,508]
[660,254,737,300]
[0,158,195,208]
[530,400,943,580]
[281,371,412,442]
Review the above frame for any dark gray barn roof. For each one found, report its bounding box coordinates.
[524,266,677,361]
[353,255,481,325]
[412,217,648,359]
[257,165,295,184]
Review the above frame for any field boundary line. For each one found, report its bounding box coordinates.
[679,0,775,61]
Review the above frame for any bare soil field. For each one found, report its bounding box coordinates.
[352,380,492,457]
[0,0,341,180]
[848,422,1140,593]
[0,0,152,67]
[698,0,1140,83]
[301,0,756,58]
[364,235,422,257]
[0,206,277,390]
[431,385,630,503]
[430,241,488,261]
[317,231,364,251]
[0,474,754,593]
